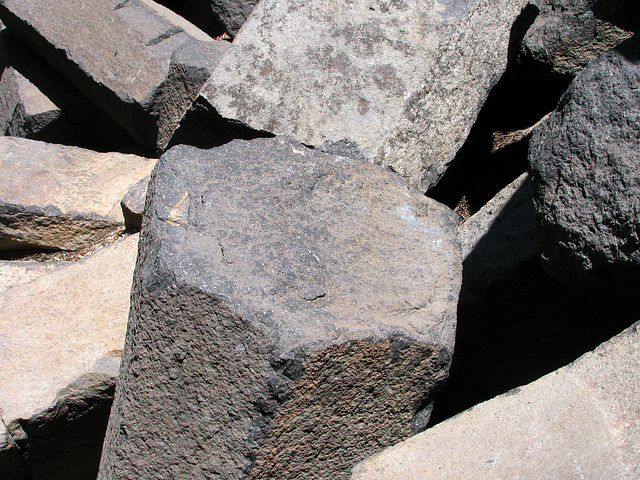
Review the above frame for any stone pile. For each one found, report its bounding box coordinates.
[0,0,637,479]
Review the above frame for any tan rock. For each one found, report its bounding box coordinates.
[351,321,640,480]
[0,137,155,251]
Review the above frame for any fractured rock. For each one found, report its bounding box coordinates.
[528,33,640,294]
[458,173,539,302]
[209,0,260,38]
[520,0,635,77]
[120,175,150,230]
[201,0,530,192]
[0,0,229,152]
[98,136,462,480]
[0,233,138,480]
[351,320,640,480]
[0,137,155,251]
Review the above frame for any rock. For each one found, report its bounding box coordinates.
[458,173,539,303]
[0,29,137,152]
[120,175,150,230]
[520,0,635,77]
[0,233,138,480]
[209,0,260,38]
[0,137,155,251]
[0,0,229,152]
[98,136,461,480]
[528,33,640,294]
[154,0,226,39]
[0,25,19,135]
[351,320,640,480]
[201,0,531,192]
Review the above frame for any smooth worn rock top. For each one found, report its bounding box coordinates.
[203,0,528,191]
[142,136,461,355]
[0,233,138,424]
[351,320,640,479]
[0,137,155,222]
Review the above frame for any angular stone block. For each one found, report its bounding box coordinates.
[0,137,155,251]
[351,320,640,480]
[98,136,461,479]
[528,33,640,294]
[0,0,229,152]
[202,0,529,192]
[0,234,138,480]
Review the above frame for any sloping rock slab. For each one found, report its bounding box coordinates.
[520,0,635,77]
[0,234,138,480]
[528,33,640,294]
[98,136,461,480]
[0,0,229,152]
[202,0,530,192]
[351,320,640,479]
[0,137,155,251]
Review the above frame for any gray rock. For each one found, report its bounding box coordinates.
[520,0,635,76]
[121,175,150,230]
[209,0,259,38]
[0,25,18,135]
[458,173,539,302]
[0,233,138,480]
[98,136,461,480]
[0,137,155,251]
[201,0,530,192]
[528,33,640,293]
[0,0,229,152]
[351,320,640,480]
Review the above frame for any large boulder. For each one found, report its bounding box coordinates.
[98,136,461,479]
[0,137,155,251]
[528,33,640,293]
[0,0,229,152]
[520,0,636,77]
[351,320,640,480]
[0,233,138,480]
[201,0,530,192]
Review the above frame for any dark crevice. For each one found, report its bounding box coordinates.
[154,0,227,39]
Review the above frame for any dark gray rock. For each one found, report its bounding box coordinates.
[528,33,640,293]
[209,0,259,38]
[98,136,461,480]
[520,0,635,76]
[0,23,19,135]
[121,175,150,230]
[202,0,530,192]
[0,0,229,153]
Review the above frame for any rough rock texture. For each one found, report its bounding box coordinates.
[520,0,635,76]
[0,26,18,135]
[528,33,640,293]
[0,137,155,251]
[351,320,640,480]
[98,136,461,480]
[202,0,530,192]
[458,173,539,302]
[0,0,229,152]
[120,175,150,230]
[0,29,137,151]
[209,0,260,38]
[0,233,138,480]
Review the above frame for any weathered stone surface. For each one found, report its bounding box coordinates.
[351,320,640,480]
[98,136,461,480]
[520,0,635,76]
[201,0,530,192]
[0,22,18,135]
[0,0,229,152]
[528,33,640,293]
[209,0,259,38]
[120,175,150,230]
[0,137,155,251]
[458,173,539,302]
[0,233,138,480]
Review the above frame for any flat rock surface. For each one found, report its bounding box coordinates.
[0,0,228,151]
[202,0,528,192]
[0,233,137,424]
[99,136,461,479]
[528,33,640,293]
[0,137,155,250]
[351,320,640,480]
